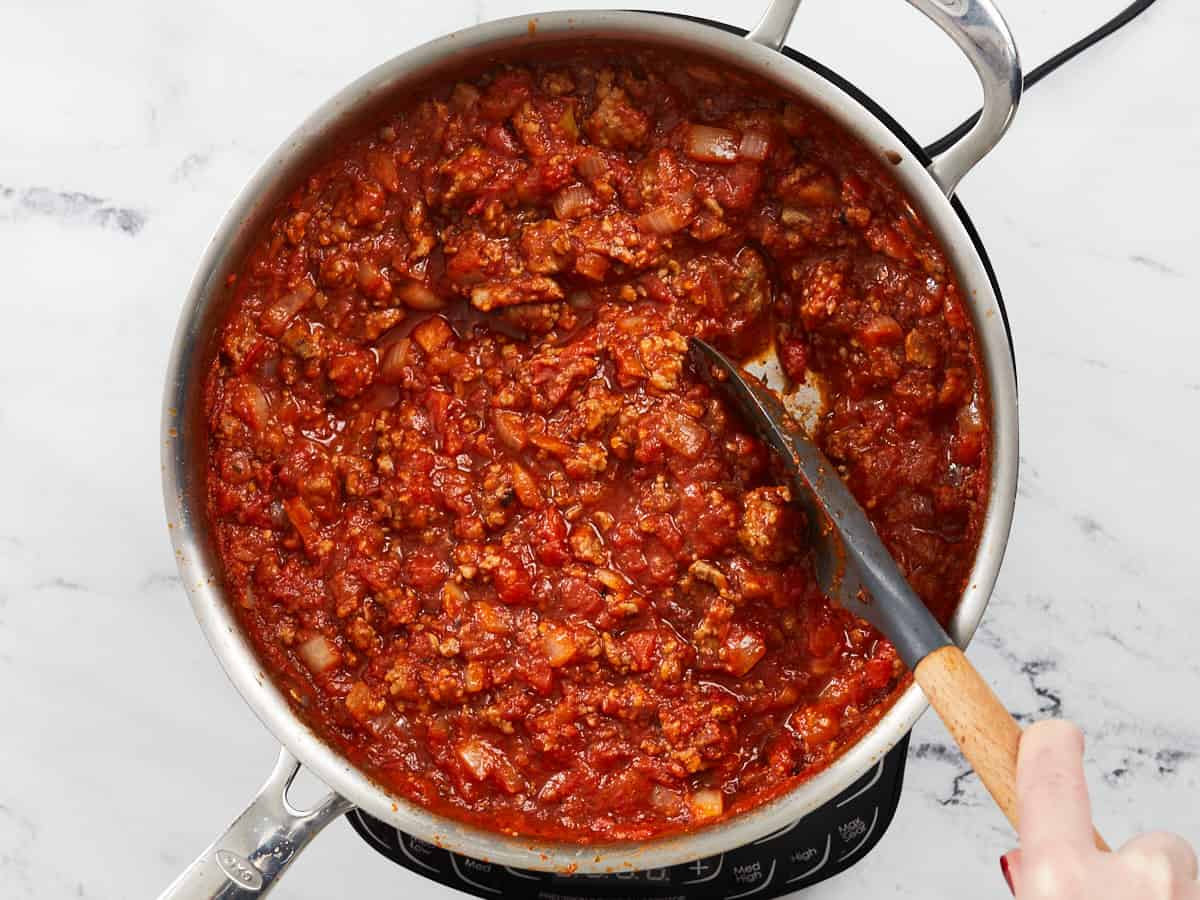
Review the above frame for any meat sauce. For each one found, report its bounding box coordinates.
[204,47,989,842]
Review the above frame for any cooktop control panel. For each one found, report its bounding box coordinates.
[347,734,909,899]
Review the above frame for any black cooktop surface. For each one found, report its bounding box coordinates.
[347,733,909,899]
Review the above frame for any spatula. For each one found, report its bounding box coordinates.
[687,337,1108,850]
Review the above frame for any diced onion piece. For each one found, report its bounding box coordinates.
[239,584,257,610]
[455,738,521,792]
[575,253,609,282]
[259,282,314,338]
[723,627,767,677]
[509,461,542,508]
[958,399,985,434]
[236,381,271,431]
[492,410,528,451]
[658,410,709,459]
[379,337,413,383]
[412,315,454,353]
[397,279,446,310]
[558,106,579,141]
[298,635,338,673]
[283,496,322,555]
[528,431,572,457]
[553,183,594,220]
[637,205,688,235]
[738,128,771,162]
[577,151,608,179]
[688,788,725,821]
[649,785,684,816]
[684,124,740,164]
[457,739,493,781]
[542,624,577,668]
[475,600,511,635]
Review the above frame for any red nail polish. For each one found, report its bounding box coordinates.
[1000,854,1014,896]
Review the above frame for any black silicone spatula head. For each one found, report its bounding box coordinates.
[687,337,950,670]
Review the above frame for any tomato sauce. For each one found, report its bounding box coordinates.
[204,46,989,842]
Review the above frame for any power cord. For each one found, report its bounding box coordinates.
[923,0,1160,157]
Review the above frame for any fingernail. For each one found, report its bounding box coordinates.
[999,854,1014,896]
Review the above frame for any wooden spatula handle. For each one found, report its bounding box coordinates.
[914,645,1110,852]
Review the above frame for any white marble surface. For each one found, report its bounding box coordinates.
[1,0,1197,897]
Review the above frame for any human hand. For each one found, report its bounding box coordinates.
[1002,720,1199,898]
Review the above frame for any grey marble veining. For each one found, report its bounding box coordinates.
[1,1,1197,898]
[0,183,147,234]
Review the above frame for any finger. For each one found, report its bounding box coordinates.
[1016,720,1094,849]
[1119,831,1199,885]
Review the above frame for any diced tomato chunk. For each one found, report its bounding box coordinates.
[493,553,533,605]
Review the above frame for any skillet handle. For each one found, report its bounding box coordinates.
[746,0,802,51]
[747,0,1021,197]
[907,0,1022,197]
[157,748,353,900]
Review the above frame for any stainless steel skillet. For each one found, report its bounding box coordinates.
[159,0,1021,894]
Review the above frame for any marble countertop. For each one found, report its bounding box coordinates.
[2,0,1197,897]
